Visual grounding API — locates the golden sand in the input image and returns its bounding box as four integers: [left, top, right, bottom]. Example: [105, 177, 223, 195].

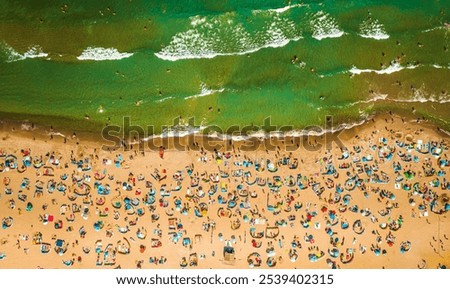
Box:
[0, 115, 449, 269]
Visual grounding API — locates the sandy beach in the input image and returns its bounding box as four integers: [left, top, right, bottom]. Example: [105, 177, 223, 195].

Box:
[0, 114, 449, 269]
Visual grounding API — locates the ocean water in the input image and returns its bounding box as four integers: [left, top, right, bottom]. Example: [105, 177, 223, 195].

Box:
[0, 0, 449, 136]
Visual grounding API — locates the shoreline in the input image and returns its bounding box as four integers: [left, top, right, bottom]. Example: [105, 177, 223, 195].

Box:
[1, 111, 448, 152]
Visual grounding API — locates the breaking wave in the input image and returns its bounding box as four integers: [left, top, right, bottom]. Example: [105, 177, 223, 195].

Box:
[77, 47, 133, 61]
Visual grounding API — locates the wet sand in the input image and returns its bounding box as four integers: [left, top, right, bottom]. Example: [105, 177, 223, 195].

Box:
[0, 114, 449, 269]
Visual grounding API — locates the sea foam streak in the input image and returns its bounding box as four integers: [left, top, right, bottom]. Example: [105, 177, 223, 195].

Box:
[336, 92, 449, 110]
[432, 64, 450, 69]
[310, 11, 344, 40]
[349, 94, 388, 107]
[1, 42, 48, 62]
[422, 26, 446, 33]
[207, 118, 370, 141]
[349, 62, 418, 75]
[390, 92, 450, 104]
[253, 3, 305, 14]
[328, 94, 388, 109]
[185, 83, 225, 100]
[350, 62, 449, 76]
[155, 12, 302, 61]
[141, 125, 208, 140]
[359, 17, 389, 40]
[77, 47, 133, 61]
[155, 96, 174, 103]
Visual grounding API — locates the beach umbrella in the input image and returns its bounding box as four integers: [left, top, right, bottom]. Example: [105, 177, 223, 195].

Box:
[94, 221, 104, 231]
[2, 217, 13, 229]
[341, 220, 349, 229]
[340, 249, 354, 264]
[404, 170, 415, 180]
[22, 156, 32, 167]
[5, 154, 18, 169]
[180, 257, 188, 268]
[328, 247, 339, 258]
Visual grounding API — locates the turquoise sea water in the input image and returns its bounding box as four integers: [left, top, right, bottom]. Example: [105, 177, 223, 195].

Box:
[0, 0, 449, 135]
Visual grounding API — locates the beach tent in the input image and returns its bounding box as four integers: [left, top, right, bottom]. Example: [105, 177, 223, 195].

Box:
[43, 166, 55, 176]
[1, 217, 13, 229]
[54, 239, 67, 255]
[231, 219, 241, 230]
[136, 228, 147, 239]
[308, 251, 325, 262]
[5, 154, 18, 170]
[117, 238, 131, 254]
[353, 219, 365, 234]
[40, 243, 51, 254]
[266, 257, 277, 267]
[189, 253, 198, 266]
[223, 246, 236, 265]
[340, 249, 354, 264]
[247, 252, 262, 267]
[22, 155, 32, 167]
[32, 232, 43, 245]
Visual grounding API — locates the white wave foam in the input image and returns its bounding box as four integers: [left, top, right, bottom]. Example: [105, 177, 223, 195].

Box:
[390, 94, 450, 104]
[350, 62, 449, 76]
[190, 15, 207, 27]
[347, 89, 450, 105]
[248, 130, 269, 138]
[438, 128, 450, 137]
[20, 123, 36, 131]
[23, 46, 48, 59]
[330, 94, 388, 109]
[310, 11, 344, 40]
[142, 125, 208, 141]
[77, 47, 133, 61]
[231, 135, 247, 142]
[139, 115, 379, 142]
[155, 12, 302, 61]
[308, 118, 369, 136]
[350, 62, 402, 75]
[234, 118, 370, 139]
[353, 94, 388, 106]
[201, 116, 372, 141]
[359, 17, 389, 40]
[263, 15, 302, 46]
[432, 64, 450, 69]
[185, 83, 225, 100]
[334, 92, 449, 110]
[1, 42, 48, 62]
[349, 61, 419, 75]
[422, 26, 445, 33]
[48, 131, 66, 138]
[155, 96, 174, 103]
[253, 3, 305, 14]
[269, 3, 304, 13]
[332, 90, 449, 109]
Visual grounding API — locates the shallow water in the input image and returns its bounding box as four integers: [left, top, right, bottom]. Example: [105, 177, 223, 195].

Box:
[0, 0, 449, 135]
